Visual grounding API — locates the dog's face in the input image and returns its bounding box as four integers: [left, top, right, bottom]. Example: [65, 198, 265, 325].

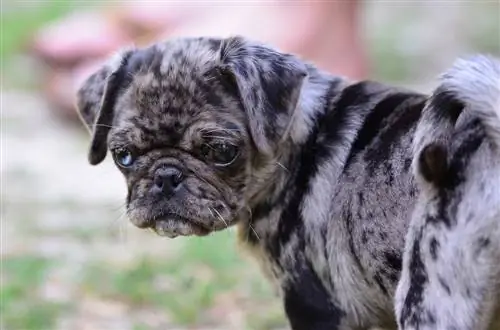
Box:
[76, 36, 307, 238]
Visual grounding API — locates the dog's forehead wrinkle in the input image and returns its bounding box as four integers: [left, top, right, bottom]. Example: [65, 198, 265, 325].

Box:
[156, 38, 220, 75]
[124, 44, 226, 117]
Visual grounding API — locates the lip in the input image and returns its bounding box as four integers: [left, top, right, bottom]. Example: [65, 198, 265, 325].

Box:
[150, 214, 211, 238]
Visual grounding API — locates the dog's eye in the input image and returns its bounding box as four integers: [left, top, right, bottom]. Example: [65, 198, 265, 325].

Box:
[113, 148, 135, 168]
[201, 143, 239, 167]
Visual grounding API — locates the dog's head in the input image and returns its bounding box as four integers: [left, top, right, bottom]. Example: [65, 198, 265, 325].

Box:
[76, 36, 307, 238]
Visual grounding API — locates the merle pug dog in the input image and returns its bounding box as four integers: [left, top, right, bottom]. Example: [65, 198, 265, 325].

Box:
[75, 36, 496, 329]
[396, 56, 500, 330]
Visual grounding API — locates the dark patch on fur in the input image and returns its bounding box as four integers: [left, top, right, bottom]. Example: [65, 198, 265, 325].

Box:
[89, 50, 135, 165]
[343, 200, 366, 278]
[314, 82, 374, 174]
[347, 92, 413, 162]
[126, 45, 159, 75]
[477, 237, 491, 248]
[438, 276, 451, 295]
[364, 95, 425, 172]
[357, 191, 364, 207]
[374, 272, 388, 295]
[404, 157, 412, 171]
[419, 143, 448, 185]
[426, 311, 436, 325]
[428, 88, 464, 124]
[384, 251, 403, 272]
[361, 231, 368, 244]
[400, 229, 428, 327]
[270, 80, 343, 257]
[424, 123, 486, 229]
[387, 269, 400, 284]
[475, 237, 491, 257]
[429, 237, 440, 261]
[430, 120, 484, 191]
[284, 261, 346, 330]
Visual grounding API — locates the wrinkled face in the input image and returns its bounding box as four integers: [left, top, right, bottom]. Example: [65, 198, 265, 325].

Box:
[109, 66, 250, 237]
[76, 37, 307, 238]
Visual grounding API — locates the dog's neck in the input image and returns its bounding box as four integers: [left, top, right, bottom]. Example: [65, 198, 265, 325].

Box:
[241, 68, 351, 240]
[288, 66, 350, 146]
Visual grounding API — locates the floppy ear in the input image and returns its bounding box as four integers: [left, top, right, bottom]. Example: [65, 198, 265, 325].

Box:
[218, 36, 307, 155]
[75, 48, 135, 165]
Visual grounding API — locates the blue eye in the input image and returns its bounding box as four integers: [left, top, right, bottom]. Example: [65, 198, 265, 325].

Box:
[114, 148, 134, 167]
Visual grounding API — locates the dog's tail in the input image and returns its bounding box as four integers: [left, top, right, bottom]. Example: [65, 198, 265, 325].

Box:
[413, 55, 500, 184]
[442, 55, 500, 145]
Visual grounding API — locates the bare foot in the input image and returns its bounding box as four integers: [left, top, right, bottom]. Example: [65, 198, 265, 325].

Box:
[32, 11, 131, 67]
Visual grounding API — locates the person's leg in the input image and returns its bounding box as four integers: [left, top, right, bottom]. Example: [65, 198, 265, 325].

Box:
[304, 0, 368, 79]
[165, 1, 368, 79]
[34, 1, 369, 120]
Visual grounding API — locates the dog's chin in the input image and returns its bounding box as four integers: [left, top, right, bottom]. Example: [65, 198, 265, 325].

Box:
[152, 215, 211, 238]
[128, 207, 236, 239]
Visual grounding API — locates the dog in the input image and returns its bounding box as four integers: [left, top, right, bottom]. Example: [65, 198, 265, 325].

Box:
[395, 56, 500, 330]
[75, 35, 494, 329]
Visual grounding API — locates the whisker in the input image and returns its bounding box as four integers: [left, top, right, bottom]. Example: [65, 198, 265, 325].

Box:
[212, 207, 229, 228]
[276, 162, 289, 172]
[118, 214, 128, 242]
[106, 205, 127, 226]
[207, 207, 217, 231]
[244, 205, 253, 220]
[105, 202, 127, 212]
[195, 175, 213, 188]
[201, 134, 236, 141]
[106, 207, 129, 242]
[240, 206, 260, 241]
[205, 76, 217, 82]
[200, 127, 240, 133]
[93, 123, 121, 129]
[249, 223, 261, 241]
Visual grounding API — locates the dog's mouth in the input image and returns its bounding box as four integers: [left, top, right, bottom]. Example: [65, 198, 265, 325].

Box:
[146, 214, 212, 238]
[127, 197, 237, 238]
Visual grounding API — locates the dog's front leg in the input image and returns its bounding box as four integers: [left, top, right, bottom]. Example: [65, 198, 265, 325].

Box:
[282, 263, 349, 330]
[283, 286, 347, 330]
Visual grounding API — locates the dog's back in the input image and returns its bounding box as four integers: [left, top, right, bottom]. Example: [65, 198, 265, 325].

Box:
[396, 55, 500, 330]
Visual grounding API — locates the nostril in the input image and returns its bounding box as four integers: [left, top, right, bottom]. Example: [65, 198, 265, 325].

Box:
[170, 172, 183, 188]
[167, 172, 184, 194]
[153, 167, 184, 196]
[154, 174, 164, 190]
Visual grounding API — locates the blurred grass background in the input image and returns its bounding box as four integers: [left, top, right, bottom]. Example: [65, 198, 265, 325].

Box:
[1, 1, 499, 330]
[2, 0, 78, 61]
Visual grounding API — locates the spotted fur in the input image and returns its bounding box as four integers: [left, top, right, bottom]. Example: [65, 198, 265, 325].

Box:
[396, 56, 500, 330]
[75, 36, 495, 330]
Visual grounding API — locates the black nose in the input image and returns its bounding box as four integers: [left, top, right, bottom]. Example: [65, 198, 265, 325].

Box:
[152, 166, 184, 196]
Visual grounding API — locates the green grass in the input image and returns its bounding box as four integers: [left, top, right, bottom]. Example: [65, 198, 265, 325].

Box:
[2, 226, 286, 329]
[466, 4, 500, 55]
[1, 0, 83, 62]
[82, 232, 286, 328]
[1, 255, 67, 330]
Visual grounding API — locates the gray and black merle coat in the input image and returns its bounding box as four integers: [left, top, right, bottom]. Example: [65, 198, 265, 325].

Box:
[396, 56, 500, 330]
[75, 36, 496, 330]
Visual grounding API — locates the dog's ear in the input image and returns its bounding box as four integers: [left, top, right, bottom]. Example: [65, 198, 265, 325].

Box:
[218, 36, 307, 155]
[76, 49, 135, 165]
